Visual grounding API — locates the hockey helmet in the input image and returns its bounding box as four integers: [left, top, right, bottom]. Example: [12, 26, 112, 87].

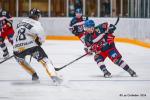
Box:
[84, 20, 95, 28]
[29, 8, 41, 18]
[75, 8, 82, 14]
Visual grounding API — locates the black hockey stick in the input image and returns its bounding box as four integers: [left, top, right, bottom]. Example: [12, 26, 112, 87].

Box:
[55, 53, 88, 71]
[0, 55, 14, 64]
[114, 16, 120, 26]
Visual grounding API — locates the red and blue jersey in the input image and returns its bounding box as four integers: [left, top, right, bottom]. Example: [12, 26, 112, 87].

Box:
[84, 22, 115, 52]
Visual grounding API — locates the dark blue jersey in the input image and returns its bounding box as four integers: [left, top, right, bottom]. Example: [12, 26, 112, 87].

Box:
[69, 16, 88, 35]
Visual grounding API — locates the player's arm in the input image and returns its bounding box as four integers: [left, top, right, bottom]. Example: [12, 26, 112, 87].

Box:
[108, 24, 116, 33]
[95, 22, 109, 34]
[29, 23, 45, 46]
[96, 22, 116, 34]
[69, 19, 78, 35]
[84, 34, 94, 53]
[4, 11, 13, 27]
[106, 24, 116, 44]
[96, 22, 116, 44]
[35, 26, 45, 46]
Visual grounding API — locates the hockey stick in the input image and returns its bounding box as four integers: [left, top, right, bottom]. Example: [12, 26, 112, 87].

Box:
[55, 53, 88, 71]
[0, 55, 14, 64]
[114, 16, 120, 26]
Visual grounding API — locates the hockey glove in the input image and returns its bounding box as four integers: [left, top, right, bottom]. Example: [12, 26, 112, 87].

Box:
[108, 24, 116, 33]
[84, 47, 93, 54]
[72, 30, 78, 36]
[69, 27, 78, 36]
[35, 36, 42, 46]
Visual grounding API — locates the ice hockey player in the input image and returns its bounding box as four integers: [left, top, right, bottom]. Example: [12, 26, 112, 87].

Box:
[69, 8, 89, 53]
[13, 8, 62, 83]
[84, 19, 137, 78]
[0, 3, 14, 59]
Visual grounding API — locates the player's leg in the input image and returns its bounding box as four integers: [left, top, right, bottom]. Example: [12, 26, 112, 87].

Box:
[94, 54, 111, 78]
[115, 58, 137, 77]
[7, 30, 14, 45]
[40, 58, 62, 83]
[0, 36, 9, 59]
[14, 51, 39, 81]
[108, 48, 137, 77]
[32, 46, 62, 83]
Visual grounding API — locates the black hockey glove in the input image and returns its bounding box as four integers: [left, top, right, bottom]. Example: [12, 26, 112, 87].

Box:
[35, 36, 42, 46]
[72, 29, 78, 36]
[69, 27, 78, 36]
[108, 24, 116, 33]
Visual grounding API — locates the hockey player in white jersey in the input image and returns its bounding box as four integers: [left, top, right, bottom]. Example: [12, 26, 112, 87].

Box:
[13, 8, 62, 83]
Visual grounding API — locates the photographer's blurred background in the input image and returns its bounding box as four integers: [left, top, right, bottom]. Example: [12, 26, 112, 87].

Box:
[0, 0, 150, 18]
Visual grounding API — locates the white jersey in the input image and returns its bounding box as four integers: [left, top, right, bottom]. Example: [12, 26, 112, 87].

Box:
[13, 18, 45, 52]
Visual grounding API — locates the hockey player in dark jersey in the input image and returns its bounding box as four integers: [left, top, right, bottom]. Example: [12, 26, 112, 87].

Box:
[69, 8, 89, 53]
[69, 8, 88, 42]
[0, 4, 14, 59]
[84, 20, 137, 78]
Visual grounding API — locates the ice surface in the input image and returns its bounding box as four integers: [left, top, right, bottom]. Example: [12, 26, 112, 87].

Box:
[0, 40, 150, 100]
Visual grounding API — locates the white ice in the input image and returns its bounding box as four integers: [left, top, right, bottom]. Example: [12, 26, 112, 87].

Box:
[0, 40, 150, 100]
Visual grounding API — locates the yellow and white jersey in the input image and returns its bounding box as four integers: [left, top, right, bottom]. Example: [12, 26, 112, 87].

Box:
[13, 18, 45, 52]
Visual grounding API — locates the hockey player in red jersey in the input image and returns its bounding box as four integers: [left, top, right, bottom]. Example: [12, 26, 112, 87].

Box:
[0, 4, 14, 59]
[84, 20, 137, 78]
[69, 8, 90, 53]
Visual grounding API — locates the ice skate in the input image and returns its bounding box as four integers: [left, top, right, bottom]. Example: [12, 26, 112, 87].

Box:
[51, 76, 63, 85]
[32, 73, 39, 81]
[101, 67, 112, 78]
[127, 68, 137, 77]
[104, 71, 112, 78]
[3, 52, 10, 60]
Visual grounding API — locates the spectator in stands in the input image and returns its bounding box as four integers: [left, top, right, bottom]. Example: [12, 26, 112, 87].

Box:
[102, 0, 110, 17]
[69, 0, 83, 17]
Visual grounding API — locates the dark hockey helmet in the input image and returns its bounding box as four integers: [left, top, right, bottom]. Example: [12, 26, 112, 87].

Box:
[75, 8, 82, 14]
[29, 8, 41, 18]
[84, 20, 95, 28]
